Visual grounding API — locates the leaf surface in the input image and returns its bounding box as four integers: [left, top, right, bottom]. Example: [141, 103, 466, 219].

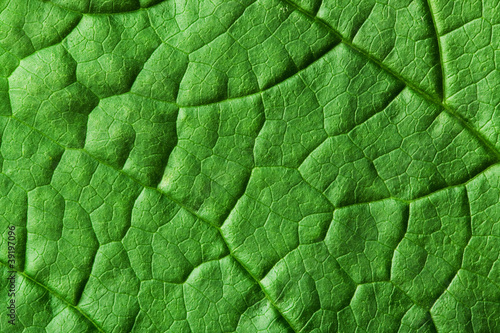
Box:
[0, 0, 499, 332]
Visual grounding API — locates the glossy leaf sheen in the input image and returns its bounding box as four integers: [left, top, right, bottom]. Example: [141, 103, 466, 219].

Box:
[0, 0, 499, 332]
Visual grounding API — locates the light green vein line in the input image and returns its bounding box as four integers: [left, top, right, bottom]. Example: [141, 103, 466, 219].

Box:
[4, 114, 298, 333]
[279, 0, 500, 162]
[0, 262, 105, 333]
[40, 0, 160, 16]
[7, 111, 498, 332]
[424, 0, 446, 100]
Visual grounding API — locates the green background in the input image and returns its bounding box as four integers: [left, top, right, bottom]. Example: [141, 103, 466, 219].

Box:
[0, 0, 499, 331]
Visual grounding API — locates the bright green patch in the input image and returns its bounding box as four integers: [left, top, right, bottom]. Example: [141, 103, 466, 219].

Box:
[0, 0, 498, 332]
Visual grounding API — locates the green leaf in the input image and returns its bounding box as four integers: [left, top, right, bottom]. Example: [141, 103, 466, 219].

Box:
[1, 0, 499, 332]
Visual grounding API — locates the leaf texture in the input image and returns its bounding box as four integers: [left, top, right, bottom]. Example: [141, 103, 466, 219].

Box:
[0, 0, 499, 332]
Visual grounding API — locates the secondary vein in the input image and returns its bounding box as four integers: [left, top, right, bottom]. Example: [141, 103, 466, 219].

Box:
[0, 262, 105, 333]
[278, 0, 500, 161]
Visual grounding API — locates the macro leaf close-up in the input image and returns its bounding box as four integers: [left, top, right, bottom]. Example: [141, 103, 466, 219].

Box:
[0, 0, 499, 332]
